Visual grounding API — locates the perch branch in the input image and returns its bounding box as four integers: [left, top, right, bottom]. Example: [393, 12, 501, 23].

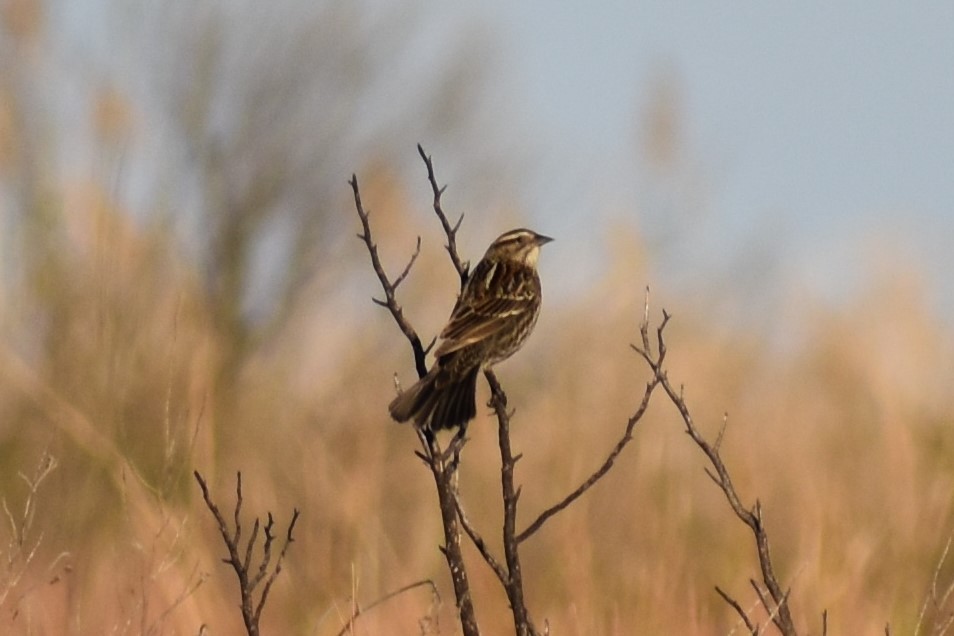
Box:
[350, 155, 480, 636]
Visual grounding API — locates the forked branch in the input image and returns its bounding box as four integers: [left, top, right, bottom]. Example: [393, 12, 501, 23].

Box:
[631, 296, 798, 636]
[194, 471, 299, 636]
[510, 290, 664, 544]
[349, 175, 428, 379]
[517, 379, 657, 542]
[417, 143, 467, 283]
[349, 153, 479, 636]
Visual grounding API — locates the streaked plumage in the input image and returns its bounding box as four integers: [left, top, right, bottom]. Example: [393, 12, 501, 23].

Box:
[389, 228, 552, 431]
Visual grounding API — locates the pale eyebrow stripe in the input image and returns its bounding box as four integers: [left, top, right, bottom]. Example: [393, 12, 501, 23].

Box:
[483, 262, 498, 289]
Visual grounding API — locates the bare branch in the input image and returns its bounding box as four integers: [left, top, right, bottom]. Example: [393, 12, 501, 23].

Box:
[242, 518, 259, 575]
[517, 290, 666, 543]
[642, 311, 797, 635]
[453, 494, 509, 586]
[485, 371, 539, 636]
[704, 466, 723, 489]
[749, 579, 773, 626]
[194, 471, 299, 636]
[233, 473, 243, 551]
[351, 150, 483, 635]
[714, 413, 729, 454]
[715, 585, 758, 635]
[349, 174, 428, 378]
[417, 144, 467, 282]
[356, 151, 798, 636]
[393, 236, 422, 289]
[517, 377, 659, 543]
[254, 509, 300, 627]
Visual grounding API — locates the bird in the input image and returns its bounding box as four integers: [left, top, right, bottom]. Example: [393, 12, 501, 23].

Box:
[389, 228, 552, 432]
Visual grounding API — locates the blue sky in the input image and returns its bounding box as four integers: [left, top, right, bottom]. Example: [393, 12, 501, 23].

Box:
[459, 2, 954, 318]
[44, 1, 954, 324]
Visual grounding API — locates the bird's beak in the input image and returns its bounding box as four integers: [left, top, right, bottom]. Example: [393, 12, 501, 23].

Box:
[535, 233, 554, 245]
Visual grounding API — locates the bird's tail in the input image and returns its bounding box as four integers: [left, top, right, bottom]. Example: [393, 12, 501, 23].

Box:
[388, 366, 480, 431]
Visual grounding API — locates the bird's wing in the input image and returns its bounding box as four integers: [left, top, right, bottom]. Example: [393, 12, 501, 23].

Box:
[433, 261, 535, 358]
[434, 295, 532, 357]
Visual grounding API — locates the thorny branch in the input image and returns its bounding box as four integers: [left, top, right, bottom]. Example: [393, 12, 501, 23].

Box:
[193, 471, 299, 636]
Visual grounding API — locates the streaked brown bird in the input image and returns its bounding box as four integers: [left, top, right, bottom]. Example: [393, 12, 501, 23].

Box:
[389, 228, 552, 431]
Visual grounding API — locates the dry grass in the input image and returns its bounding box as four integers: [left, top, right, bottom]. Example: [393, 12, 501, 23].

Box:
[1, 184, 953, 636]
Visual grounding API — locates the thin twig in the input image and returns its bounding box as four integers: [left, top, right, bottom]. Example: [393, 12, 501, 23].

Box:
[716, 585, 758, 635]
[916, 529, 954, 636]
[0, 452, 59, 609]
[335, 579, 440, 636]
[652, 367, 796, 635]
[254, 509, 300, 627]
[635, 301, 798, 635]
[393, 236, 422, 289]
[517, 376, 658, 543]
[453, 493, 509, 586]
[417, 144, 467, 282]
[146, 564, 209, 636]
[349, 175, 428, 379]
[714, 413, 729, 454]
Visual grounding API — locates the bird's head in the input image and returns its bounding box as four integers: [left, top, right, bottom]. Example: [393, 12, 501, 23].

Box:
[484, 228, 553, 266]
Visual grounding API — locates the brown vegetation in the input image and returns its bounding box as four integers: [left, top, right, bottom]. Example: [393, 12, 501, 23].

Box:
[1, 141, 952, 633]
[2, 2, 954, 634]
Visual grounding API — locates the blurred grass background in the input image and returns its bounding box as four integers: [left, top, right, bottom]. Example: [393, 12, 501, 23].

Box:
[1, 1, 954, 634]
